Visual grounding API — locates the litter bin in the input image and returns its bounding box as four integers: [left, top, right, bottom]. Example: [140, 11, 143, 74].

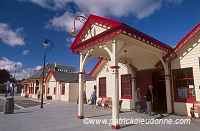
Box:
[3, 98, 14, 114]
[5, 93, 7, 97]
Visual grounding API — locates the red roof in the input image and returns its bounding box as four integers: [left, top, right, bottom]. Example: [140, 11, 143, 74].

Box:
[70, 14, 173, 54]
[174, 22, 200, 53]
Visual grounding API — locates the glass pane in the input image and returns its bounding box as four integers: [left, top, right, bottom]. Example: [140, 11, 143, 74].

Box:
[127, 89, 130, 95]
[175, 70, 185, 79]
[127, 83, 131, 89]
[186, 68, 193, 78]
[188, 79, 194, 85]
[124, 90, 126, 95]
[175, 80, 181, 87]
[103, 90, 106, 95]
[103, 85, 106, 90]
[123, 83, 126, 88]
[177, 87, 188, 98]
[182, 80, 187, 87]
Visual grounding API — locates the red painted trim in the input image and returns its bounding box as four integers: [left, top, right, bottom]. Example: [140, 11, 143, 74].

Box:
[45, 70, 57, 82]
[172, 67, 196, 103]
[112, 125, 120, 129]
[121, 96, 132, 99]
[70, 14, 173, 54]
[121, 24, 173, 53]
[70, 14, 122, 50]
[155, 22, 200, 68]
[110, 66, 120, 69]
[89, 58, 104, 77]
[174, 22, 200, 53]
[78, 116, 84, 119]
[99, 77, 106, 97]
[121, 74, 132, 99]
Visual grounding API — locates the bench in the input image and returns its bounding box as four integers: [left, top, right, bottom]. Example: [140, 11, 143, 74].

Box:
[97, 97, 123, 112]
[190, 101, 200, 120]
[97, 97, 110, 107]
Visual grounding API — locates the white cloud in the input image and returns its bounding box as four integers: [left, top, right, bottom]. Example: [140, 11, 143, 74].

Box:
[0, 23, 25, 46]
[0, 57, 42, 80]
[34, 65, 42, 70]
[19, 0, 183, 31]
[18, 0, 70, 11]
[45, 12, 85, 32]
[22, 50, 30, 55]
[0, 57, 22, 72]
[66, 37, 75, 47]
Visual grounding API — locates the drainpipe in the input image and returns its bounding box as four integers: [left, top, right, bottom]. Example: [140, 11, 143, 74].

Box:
[168, 53, 177, 114]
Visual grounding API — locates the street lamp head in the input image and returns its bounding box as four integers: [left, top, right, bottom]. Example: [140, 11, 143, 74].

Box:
[43, 39, 49, 48]
[14, 64, 20, 69]
[70, 26, 78, 36]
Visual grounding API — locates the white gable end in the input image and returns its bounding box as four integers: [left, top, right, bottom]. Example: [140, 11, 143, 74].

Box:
[81, 24, 109, 42]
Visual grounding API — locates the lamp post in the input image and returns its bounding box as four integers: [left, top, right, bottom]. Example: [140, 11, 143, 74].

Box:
[12, 64, 20, 98]
[41, 39, 53, 108]
[70, 16, 88, 36]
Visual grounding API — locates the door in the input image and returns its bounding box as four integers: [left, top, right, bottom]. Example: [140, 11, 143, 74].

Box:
[152, 71, 167, 112]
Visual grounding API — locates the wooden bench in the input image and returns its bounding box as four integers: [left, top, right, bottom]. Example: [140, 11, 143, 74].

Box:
[190, 101, 200, 120]
[107, 99, 123, 110]
[97, 97, 123, 111]
[97, 97, 110, 107]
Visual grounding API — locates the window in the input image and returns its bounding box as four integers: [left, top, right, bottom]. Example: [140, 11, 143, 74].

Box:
[53, 87, 56, 95]
[99, 77, 106, 97]
[36, 80, 39, 86]
[121, 74, 132, 99]
[29, 87, 34, 94]
[173, 68, 195, 103]
[35, 87, 39, 94]
[61, 84, 65, 95]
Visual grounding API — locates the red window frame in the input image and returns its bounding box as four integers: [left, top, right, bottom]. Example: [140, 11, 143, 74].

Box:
[29, 87, 34, 94]
[53, 87, 56, 95]
[172, 67, 196, 103]
[99, 77, 106, 97]
[121, 74, 132, 99]
[61, 84, 65, 95]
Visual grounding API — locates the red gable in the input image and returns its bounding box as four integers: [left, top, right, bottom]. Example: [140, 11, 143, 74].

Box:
[70, 14, 122, 51]
[70, 14, 173, 54]
[174, 22, 200, 53]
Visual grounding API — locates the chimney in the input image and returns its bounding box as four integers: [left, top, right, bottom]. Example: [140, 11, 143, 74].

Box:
[54, 62, 58, 71]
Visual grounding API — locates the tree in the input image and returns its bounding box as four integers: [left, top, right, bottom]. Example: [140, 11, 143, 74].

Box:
[0, 69, 17, 84]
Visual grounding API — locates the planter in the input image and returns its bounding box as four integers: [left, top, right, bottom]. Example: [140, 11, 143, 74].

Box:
[47, 96, 52, 100]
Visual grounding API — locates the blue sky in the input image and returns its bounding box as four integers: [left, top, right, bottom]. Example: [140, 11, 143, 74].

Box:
[0, 0, 199, 80]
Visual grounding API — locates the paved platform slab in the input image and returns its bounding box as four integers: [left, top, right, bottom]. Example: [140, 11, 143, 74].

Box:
[0, 96, 199, 131]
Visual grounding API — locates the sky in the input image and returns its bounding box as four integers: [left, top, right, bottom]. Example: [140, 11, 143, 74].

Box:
[0, 0, 199, 80]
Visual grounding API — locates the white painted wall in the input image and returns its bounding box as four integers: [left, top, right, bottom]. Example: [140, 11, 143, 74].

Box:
[94, 61, 134, 109]
[60, 83, 69, 101]
[48, 75, 57, 100]
[85, 80, 96, 101]
[171, 34, 200, 116]
[69, 83, 79, 102]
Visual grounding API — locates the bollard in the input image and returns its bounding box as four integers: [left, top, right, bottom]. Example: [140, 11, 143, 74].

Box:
[3, 98, 14, 114]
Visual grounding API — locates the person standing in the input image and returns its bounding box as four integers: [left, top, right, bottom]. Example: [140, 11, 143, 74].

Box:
[37, 89, 40, 100]
[84, 90, 87, 107]
[146, 85, 153, 116]
[135, 87, 142, 113]
[90, 89, 97, 108]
